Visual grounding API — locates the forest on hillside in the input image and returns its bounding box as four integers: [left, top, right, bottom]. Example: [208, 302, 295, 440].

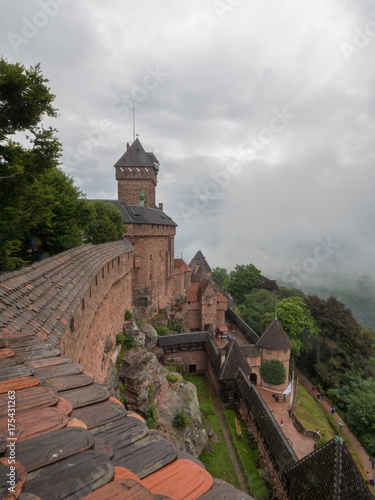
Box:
[0, 59, 124, 273]
[212, 264, 375, 456]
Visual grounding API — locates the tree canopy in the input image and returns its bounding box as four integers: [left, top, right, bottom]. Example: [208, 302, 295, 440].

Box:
[240, 288, 279, 334]
[83, 201, 124, 245]
[263, 296, 318, 359]
[0, 59, 123, 272]
[211, 266, 228, 290]
[225, 263, 263, 304]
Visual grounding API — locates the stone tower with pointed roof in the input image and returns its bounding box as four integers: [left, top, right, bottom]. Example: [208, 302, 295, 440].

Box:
[115, 138, 159, 207]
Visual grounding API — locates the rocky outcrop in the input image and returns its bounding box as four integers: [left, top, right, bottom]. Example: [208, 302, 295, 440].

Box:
[123, 321, 145, 348]
[142, 323, 158, 350]
[119, 348, 164, 414]
[103, 360, 119, 398]
[118, 346, 208, 457]
[156, 372, 208, 457]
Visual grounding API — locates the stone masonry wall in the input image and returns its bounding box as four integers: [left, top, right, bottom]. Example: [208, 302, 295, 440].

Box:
[59, 251, 133, 383]
[116, 166, 157, 206]
[164, 349, 208, 373]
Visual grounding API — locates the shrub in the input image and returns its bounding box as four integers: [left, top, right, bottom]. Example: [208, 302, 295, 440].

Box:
[168, 321, 184, 333]
[148, 384, 155, 399]
[145, 404, 158, 429]
[124, 309, 133, 320]
[173, 410, 191, 429]
[156, 326, 170, 336]
[259, 360, 286, 385]
[166, 373, 179, 383]
[116, 334, 135, 349]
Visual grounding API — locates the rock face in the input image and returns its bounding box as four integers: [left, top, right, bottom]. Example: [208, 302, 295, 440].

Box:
[123, 321, 145, 348]
[118, 347, 208, 457]
[142, 323, 158, 350]
[156, 372, 208, 458]
[119, 348, 164, 414]
[103, 360, 119, 398]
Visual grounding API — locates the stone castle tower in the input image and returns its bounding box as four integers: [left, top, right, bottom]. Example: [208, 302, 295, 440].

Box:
[114, 138, 159, 207]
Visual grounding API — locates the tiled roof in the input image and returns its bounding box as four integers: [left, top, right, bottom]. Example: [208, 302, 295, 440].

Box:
[284, 430, 373, 499]
[219, 340, 251, 381]
[0, 241, 133, 344]
[174, 259, 191, 273]
[107, 200, 177, 227]
[0, 251, 249, 499]
[225, 308, 259, 344]
[189, 250, 212, 283]
[236, 368, 298, 474]
[158, 331, 209, 347]
[185, 282, 200, 302]
[114, 138, 159, 169]
[256, 319, 293, 350]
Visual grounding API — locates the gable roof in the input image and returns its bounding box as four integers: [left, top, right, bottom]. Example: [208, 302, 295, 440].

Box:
[189, 250, 211, 283]
[114, 138, 159, 169]
[106, 200, 177, 227]
[219, 340, 251, 381]
[225, 308, 259, 344]
[284, 430, 373, 499]
[174, 259, 191, 273]
[256, 319, 293, 350]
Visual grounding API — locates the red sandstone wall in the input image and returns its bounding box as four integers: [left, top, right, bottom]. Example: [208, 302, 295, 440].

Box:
[59, 252, 133, 383]
[116, 167, 157, 206]
[126, 225, 176, 312]
[164, 350, 208, 373]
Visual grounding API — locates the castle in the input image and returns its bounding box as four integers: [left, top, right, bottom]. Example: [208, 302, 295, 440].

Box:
[0, 137, 372, 498]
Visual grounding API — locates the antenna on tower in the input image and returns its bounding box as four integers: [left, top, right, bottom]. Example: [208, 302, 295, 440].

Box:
[133, 107, 135, 142]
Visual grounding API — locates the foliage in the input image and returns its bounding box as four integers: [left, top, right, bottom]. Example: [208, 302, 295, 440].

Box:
[166, 373, 179, 383]
[256, 276, 281, 296]
[124, 309, 133, 321]
[279, 286, 305, 299]
[259, 360, 286, 385]
[172, 410, 191, 429]
[225, 264, 263, 305]
[263, 296, 318, 359]
[115, 334, 135, 349]
[155, 326, 170, 336]
[168, 320, 184, 333]
[148, 384, 155, 399]
[240, 288, 280, 334]
[145, 404, 158, 429]
[211, 267, 228, 290]
[83, 200, 123, 244]
[303, 295, 375, 387]
[0, 59, 67, 270]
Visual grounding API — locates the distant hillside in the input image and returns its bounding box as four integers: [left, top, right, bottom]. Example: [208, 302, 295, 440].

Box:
[286, 276, 375, 331]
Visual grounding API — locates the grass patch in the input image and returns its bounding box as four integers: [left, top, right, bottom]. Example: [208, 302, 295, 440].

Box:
[184, 374, 240, 488]
[294, 385, 369, 481]
[224, 408, 269, 499]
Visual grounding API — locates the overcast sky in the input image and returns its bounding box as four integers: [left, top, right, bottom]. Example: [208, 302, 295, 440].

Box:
[2, 0, 375, 286]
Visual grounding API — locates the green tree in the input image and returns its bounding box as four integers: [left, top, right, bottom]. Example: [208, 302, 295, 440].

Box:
[0, 59, 85, 270]
[263, 297, 318, 359]
[211, 267, 228, 290]
[240, 288, 280, 334]
[303, 295, 375, 387]
[259, 360, 286, 385]
[225, 264, 263, 305]
[83, 201, 124, 244]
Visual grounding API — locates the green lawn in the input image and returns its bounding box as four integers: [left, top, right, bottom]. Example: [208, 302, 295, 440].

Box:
[224, 408, 269, 499]
[294, 385, 369, 482]
[183, 374, 240, 488]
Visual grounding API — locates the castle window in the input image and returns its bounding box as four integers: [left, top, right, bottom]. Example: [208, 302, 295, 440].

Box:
[95, 276, 98, 286]
[189, 364, 197, 374]
[82, 299, 85, 311]
[70, 318, 75, 334]
[107, 263, 110, 273]
[112, 259, 114, 269]
[118, 256, 121, 265]
[102, 268, 104, 279]
[89, 286, 91, 298]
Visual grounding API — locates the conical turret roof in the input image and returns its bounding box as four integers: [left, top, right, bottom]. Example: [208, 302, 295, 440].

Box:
[256, 319, 293, 350]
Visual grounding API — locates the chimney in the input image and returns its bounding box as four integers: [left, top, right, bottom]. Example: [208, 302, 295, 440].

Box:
[159, 202, 163, 211]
